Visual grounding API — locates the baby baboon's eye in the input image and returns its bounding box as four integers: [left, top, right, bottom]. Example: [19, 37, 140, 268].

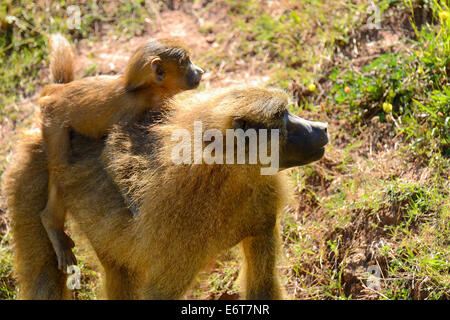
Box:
[182, 57, 191, 67]
[155, 64, 165, 76]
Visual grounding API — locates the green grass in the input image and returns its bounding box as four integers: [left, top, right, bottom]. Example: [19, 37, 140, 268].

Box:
[189, 248, 241, 299]
[0, 233, 16, 300]
[285, 159, 449, 299]
[379, 179, 449, 299]
[310, 4, 449, 299]
[329, 0, 449, 157]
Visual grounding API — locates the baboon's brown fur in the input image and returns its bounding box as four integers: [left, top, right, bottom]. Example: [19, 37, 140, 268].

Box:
[3, 87, 293, 299]
[38, 34, 203, 272]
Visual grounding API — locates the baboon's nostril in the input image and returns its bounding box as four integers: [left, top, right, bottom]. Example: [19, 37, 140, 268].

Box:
[319, 122, 328, 133]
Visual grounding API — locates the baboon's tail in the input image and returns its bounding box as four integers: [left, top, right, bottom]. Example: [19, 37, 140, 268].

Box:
[49, 34, 74, 84]
[2, 131, 71, 299]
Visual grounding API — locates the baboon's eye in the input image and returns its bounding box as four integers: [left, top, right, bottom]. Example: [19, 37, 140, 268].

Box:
[276, 109, 287, 119]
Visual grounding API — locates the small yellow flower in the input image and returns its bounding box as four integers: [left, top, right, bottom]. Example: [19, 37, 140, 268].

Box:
[307, 83, 316, 92]
[417, 67, 423, 74]
[438, 11, 449, 20]
[344, 86, 351, 93]
[382, 102, 393, 113]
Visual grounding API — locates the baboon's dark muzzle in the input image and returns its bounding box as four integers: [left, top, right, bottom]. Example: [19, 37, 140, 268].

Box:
[280, 112, 329, 169]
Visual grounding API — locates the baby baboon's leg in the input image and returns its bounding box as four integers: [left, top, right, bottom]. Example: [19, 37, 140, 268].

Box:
[40, 124, 77, 272]
[241, 226, 284, 300]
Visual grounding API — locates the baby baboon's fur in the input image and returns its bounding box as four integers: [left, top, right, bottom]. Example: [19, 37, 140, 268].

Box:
[4, 87, 296, 299]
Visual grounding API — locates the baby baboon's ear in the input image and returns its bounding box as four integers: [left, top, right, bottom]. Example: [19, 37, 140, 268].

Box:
[150, 57, 165, 83]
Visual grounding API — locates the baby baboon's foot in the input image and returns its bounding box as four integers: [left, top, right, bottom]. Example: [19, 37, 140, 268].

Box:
[58, 248, 77, 274]
[51, 230, 77, 273]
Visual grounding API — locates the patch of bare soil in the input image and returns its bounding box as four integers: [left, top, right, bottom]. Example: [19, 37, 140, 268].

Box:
[73, 1, 267, 88]
[335, 6, 420, 64]
[75, 9, 210, 77]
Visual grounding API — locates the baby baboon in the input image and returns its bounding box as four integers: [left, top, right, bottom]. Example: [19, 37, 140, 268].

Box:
[4, 87, 328, 299]
[38, 34, 204, 272]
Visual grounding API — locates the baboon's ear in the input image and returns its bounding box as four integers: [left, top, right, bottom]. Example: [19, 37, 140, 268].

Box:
[151, 57, 165, 83]
[150, 57, 162, 69]
[232, 117, 248, 130]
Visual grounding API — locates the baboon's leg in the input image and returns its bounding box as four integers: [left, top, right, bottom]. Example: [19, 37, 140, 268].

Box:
[40, 124, 77, 272]
[141, 263, 201, 299]
[12, 215, 71, 299]
[241, 225, 283, 300]
[5, 142, 72, 299]
[103, 265, 139, 300]
[32, 263, 71, 299]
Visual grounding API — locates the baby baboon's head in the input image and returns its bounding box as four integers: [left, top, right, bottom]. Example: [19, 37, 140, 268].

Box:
[125, 38, 204, 94]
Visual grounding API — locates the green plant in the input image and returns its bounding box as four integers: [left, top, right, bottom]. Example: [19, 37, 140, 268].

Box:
[329, 1, 449, 156]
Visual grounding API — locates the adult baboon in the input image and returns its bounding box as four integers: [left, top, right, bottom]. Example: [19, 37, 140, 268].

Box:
[3, 87, 328, 299]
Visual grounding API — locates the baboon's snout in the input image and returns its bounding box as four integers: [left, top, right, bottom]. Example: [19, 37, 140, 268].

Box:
[308, 120, 329, 150]
[286, 113, 329, 149]
[280, 112, 329, 169]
